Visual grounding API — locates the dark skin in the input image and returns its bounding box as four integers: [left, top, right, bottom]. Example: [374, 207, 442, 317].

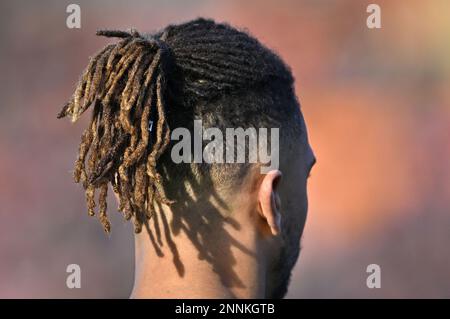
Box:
[58, 19, 313, 298]
[129, 114, 315, 299]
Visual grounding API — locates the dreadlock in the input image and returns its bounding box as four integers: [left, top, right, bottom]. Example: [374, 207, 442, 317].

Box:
[58, 18, 295, 234]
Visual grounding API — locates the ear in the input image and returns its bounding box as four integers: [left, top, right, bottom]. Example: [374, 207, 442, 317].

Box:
[257, 170, 282, 236]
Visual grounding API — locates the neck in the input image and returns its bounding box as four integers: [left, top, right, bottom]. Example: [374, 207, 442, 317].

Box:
[130, 204, 267, 299]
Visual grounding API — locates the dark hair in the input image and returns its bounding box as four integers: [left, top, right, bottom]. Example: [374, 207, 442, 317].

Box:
[57, 18, 300, 233]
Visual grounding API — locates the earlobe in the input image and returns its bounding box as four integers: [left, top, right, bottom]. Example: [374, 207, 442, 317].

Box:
[257, 170, 282, 236]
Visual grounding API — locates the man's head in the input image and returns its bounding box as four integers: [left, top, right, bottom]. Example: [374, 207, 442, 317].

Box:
[58, 18, 315, 298]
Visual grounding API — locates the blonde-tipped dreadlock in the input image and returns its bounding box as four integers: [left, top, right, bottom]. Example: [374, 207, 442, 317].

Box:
[58, 28, 174, 233]
[58, 19, 296, 234]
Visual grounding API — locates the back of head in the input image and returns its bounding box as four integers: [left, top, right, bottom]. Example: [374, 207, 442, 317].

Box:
[58, 18, 301, 234]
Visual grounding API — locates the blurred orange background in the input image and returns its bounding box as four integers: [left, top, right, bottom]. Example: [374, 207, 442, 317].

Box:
[0, 0, 449, 298]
